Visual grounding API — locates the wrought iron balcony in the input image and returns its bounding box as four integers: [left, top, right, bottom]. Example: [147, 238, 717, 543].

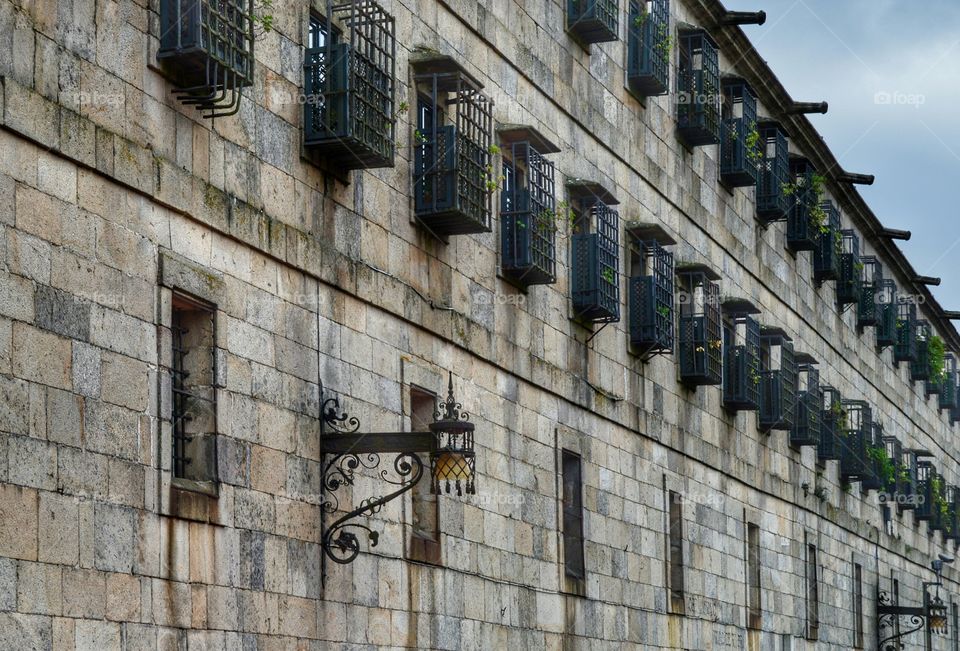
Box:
[304, 1, 396, 170]
[942, 485, 960, 541]
[859, 422, 886, 493]
[158, 0, 254, 117]
[915, 460, 941, 522]
[836, 230, 861, 309]
[627, 224, 676, 359]
[567, 0, 619, 46]
[812, 202, 842, 286]
[894, 301, 919, 365]
[720, 78, 761, 188]
[569, 181, 621, 324]
[627, 0, 669, 96]
[677, 264, 723, 387]
[499, 128, 561, 289]
[785, 158, 825, 252]
[817, 386, 844, 463]
[838, 400, 873, 483]
[758, 327, 797, 432]
[412, 55, 494, 237]
[790, 354, 821, 448]
[938, 353, 958, 412]
[856, 256, 882, 332]
[721, 300, 762, 412]
[893, 447, 921, 512]
[677, 30, 720, 147]
[755, 121, 791, 225]
[910, 321, 932, 383]
[875, 280, 898, 351]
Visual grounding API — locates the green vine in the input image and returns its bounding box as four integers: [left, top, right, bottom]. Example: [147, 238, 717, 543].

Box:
[251, 0, 275, 37]
[782, 173, 828, 233]
[482, 145, 505, 193]
[534, 200, 576, 235]
[657, 305, 671, 319]
[929, 335, 947, 383]
[655, 26, 674, 57]
[868, 446, 896, 487]
[601, 267, 616, 285]
[745, 122, 763, 165]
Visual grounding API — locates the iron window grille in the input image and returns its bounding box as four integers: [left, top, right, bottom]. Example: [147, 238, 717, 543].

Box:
[943, 485, 960, 541]
[856, 256, 883, 332]
[838, 400, 872, 483]
[938, 353, 958, 412]
[499, 133, 560, 288]
[561, 450, 586, 583]
[790, 354, 821, 449]
[627, 0, 670, 97]
[677, 265, 722, 387]
[756, 121, 791, 225]
[785, 158, 823, 252]
[677, 30, 720, 147]
[628, 237, 675, 358]
[158, 0, 254, 118]
[894, 301, 919, 365]
[891, 443, 920, 512]
[758, 327, 797, 432]
[720, 78, 761, 188]
[570, 183, 621, 324]
[812, 202, 842, 286]
[880, 436, 903, 508]
[817, 386, 844, 463]
[875, 280, 898, 351]
[915, 461, 942, 525]
[170, 294, 219, 490]
[910, 320, 932, 383]
[836, 230, 862, 309]
[721, 301, 762, 412]
[953, 393, 960, 426]
[859, 421, 886, 493]
[567, 0, 619, 46]
[412, 56, 494, 237]
[303, 2, 396, 171]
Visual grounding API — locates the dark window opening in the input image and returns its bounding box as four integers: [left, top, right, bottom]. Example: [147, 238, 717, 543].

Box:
[854, 563, 864, 648]
[746, 522, 761, 629]
[806, 542, 819, 640]
[408, 386, 441, 565]
[562, 450, 586, 586]
[171, 293, 218, 490]
[668, 490, 684, 613]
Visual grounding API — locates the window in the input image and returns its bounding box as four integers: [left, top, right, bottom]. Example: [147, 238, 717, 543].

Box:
[853, 563, 864, 648]
[562, 450, 586, 591]
[626, 0, 669, 97]
[566, 0, 619, 47]
[628, 232, 675, 359]
[676, 265, 722, 387]
[806, 542, 819, 640]
[408, 387, 441, 564]
[952, 602, 958, 651]
[746, 523, 761, 629]
[721, 302, 761, 412]
[758, 327, 797, 432]
[668, 490, 684, 613]
[568, 182, 621, 324]
[677, 29, 720, 147]
[170, 293, 218, 493]
[303, 2, 396, 170]
[719, 78, 760, 188]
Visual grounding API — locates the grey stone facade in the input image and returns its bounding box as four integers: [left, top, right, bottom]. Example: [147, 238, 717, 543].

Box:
[0, 0, 958, 649]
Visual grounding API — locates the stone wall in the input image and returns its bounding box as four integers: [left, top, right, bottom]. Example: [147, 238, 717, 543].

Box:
[0, 0, 957, 649]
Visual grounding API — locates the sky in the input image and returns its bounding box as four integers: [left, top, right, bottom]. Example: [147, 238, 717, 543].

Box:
[723, 0, 960, 310]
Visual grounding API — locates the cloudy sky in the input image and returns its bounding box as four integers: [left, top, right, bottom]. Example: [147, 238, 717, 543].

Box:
[724, 0, 960, 311]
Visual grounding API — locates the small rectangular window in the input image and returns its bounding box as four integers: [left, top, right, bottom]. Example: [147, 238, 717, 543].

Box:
[171, 293, 218, 491]
[407, 386, 441, 565]
[562, 450, 585, 584]
[668, 490, 684, 613]
[952, 602, 958, 651]
[854, 562, 864, 648]
[746, 523, 761, 629]
[806, 542, 819, 640]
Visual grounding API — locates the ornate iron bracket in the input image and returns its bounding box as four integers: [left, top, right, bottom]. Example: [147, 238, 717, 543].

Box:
[877, 582, 948, 651]
[318, 383, 436, 565]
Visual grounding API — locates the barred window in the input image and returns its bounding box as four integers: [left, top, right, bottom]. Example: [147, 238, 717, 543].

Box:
[668, 490, 684, 613]
[746, 523, 761, 629]
[562, 450, 586, 585]
[408, 386, 441, 564]
[854, 562, 864, 648]
[806, 542, 819, 640]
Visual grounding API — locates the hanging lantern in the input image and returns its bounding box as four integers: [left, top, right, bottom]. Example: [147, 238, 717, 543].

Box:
[430, 373, 476, 495]
[928, 591, 949, 633]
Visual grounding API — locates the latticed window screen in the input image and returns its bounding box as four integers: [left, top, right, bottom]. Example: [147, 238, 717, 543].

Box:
[756, 122, 790, 224]
[786, 158, 821, 252]
[910, 320, 932, 382]
[836, 230, 862, 308]
[817, 386, 844, 462]
[501, 142, 557, 287]
[629, 240, 674, 357]
[720, 79, 760, 187]
[567, 0, 619, 45]
[571, 201, 621, 323]
[875, 280, 898, 349]
[561, 451, 585, 581]
[627, 0, 669, 97]
[759, 330, 796, 432]
[838, 400, 872, 482]
[856, 256, 882, 331]
[678, 270, 722, 386]
[170, 294, 218, 487]
[915, 461, 939, 521]
[860, 421, 886, 492]
[939, 354, 958, 412]
[158, 0, 255, 117]
[413, 60, 494, 236]
[894, 301, 919, 364]
[304, 2, 396, 170]
[813, 202, 842, 285]
[677, 30, 720, 147]
[722, 313, 761, 412]
[791, 361, 821, 448]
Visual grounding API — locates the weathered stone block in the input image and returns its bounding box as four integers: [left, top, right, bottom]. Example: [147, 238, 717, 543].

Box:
[7, 436, 56, 490]
[38, 491, 79, 565]
[234, 489, 275, 533]
[100, 351, 150, 411]
[0, 483, 38, 560]
[105, 572, 141, 622]
[71, 341, 101, 398]
[0, 374, 30, 435]
[84, 399, 139, 461]
[107, 457, 144, 508]
[12, 322, 71, 390]
[250, 445, 285, 495]
[6, 229, 51, 284]
[34, 284, 90, 341]
[0, 269, 35, 321]
[16, 561, 62, 615]
[46, 387, 83, 446]
[0, 612, 52, 651]
[56, 446, 107, 499]
[93, 502, 135, 572]
[75, 619, 121, 651]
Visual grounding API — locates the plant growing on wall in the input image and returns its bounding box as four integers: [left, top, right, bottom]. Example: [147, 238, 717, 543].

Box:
[535, 200, 576, 236]
[929, 335, 947, 382]
[932, 475, 949, 523]
[745, 122, 762, 164]
[482, 145, 505, 193]
[251, 0, 275, 37]
[655, 26, 674, 56]
[601, 267, 616, 285]
[868, 446, 896, 487]
[782, 173, 828, 232]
